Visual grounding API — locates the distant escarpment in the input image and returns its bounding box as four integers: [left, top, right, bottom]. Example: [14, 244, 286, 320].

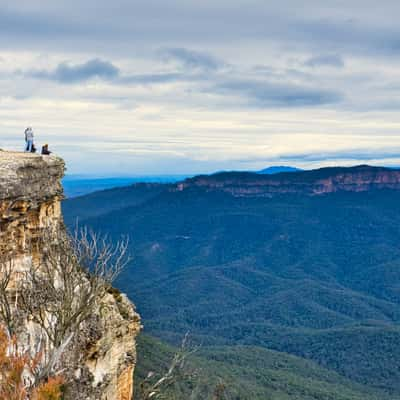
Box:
[0, 151, 141, 400]
[175, 165, 400, 197]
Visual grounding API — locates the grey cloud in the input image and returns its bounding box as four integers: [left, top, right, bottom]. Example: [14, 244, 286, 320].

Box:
[0, 8, 94, 40]
[23, 55, 344, 109]
[230, 148, 400, 165]
[26, 59, 185, 85]
[293, 17, 400, 58]
[214, 79, 343, 107]
[160, 48, 223, 71]
[119, 72, 185, 85]
[2, 2, 400, 64]
[30, 59, 120, 83]
[252, 65, 314, 81]
[282, 150, 400, 162]
[304, 54, 345, 68]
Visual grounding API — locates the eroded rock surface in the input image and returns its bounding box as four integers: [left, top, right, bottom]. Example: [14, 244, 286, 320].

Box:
[176, 165, 400, 197]
[0, 150, 141, 399]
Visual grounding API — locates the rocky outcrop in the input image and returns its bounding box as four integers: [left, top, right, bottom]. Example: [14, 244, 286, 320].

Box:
[0, 151, 141, 399]
[175, 165, 400, 197]
[0, 152, 64, 271]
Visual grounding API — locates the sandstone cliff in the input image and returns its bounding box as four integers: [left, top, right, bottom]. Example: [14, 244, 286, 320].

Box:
[176, 165, 400, 197]
[0, 150, 141, 400]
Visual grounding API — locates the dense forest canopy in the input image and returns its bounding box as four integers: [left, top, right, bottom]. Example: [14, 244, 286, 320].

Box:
[64, 167, 400, 398]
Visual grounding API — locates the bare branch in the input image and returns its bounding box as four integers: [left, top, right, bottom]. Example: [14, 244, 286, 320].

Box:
[16, 224, 130, 384]
[0, 254, 18, 336]
[138, 333, 199, 400]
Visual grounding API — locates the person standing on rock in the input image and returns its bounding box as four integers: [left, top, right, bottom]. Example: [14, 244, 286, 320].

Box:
[24, 127, 34, 152]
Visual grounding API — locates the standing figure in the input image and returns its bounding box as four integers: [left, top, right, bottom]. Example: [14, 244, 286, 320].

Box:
[24, 127, 34, 152]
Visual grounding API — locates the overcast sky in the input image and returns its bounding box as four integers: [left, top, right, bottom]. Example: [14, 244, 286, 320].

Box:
[1, 0, 400, 175]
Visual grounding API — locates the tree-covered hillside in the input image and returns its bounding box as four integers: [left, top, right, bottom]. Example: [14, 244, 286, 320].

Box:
[135, 335, 393, 400]
[63, 168, 400, 397]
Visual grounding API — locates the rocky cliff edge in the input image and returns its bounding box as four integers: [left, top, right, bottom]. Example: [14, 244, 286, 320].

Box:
[0, 150, 141, 400]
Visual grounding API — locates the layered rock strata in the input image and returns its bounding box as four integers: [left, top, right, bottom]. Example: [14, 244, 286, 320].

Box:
[176, 165, 400, 197]
[0, 151, 140, 399]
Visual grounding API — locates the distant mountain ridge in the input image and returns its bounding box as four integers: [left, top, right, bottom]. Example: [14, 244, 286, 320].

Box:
[175, 165, 400, 197]
[258, 165, 302, 174]
[64, 165, 398, 198]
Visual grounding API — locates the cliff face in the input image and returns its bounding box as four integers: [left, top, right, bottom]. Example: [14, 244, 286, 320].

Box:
[0, 151, 140, 399]
[176, 165, 400, 197]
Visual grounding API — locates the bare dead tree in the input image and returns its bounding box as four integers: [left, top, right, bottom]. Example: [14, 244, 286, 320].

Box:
[138, 333, 199, 400]
[0, 254, 15, 336]
[18, 225, 130, 383]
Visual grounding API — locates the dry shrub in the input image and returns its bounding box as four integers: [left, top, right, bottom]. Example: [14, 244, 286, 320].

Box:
[0, 326, 64, 400]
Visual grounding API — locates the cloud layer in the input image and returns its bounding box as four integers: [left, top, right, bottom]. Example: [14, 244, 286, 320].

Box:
[304, 54, 345, 68]
[1, 1, 400, 174]
[29, 59, 120, 83]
